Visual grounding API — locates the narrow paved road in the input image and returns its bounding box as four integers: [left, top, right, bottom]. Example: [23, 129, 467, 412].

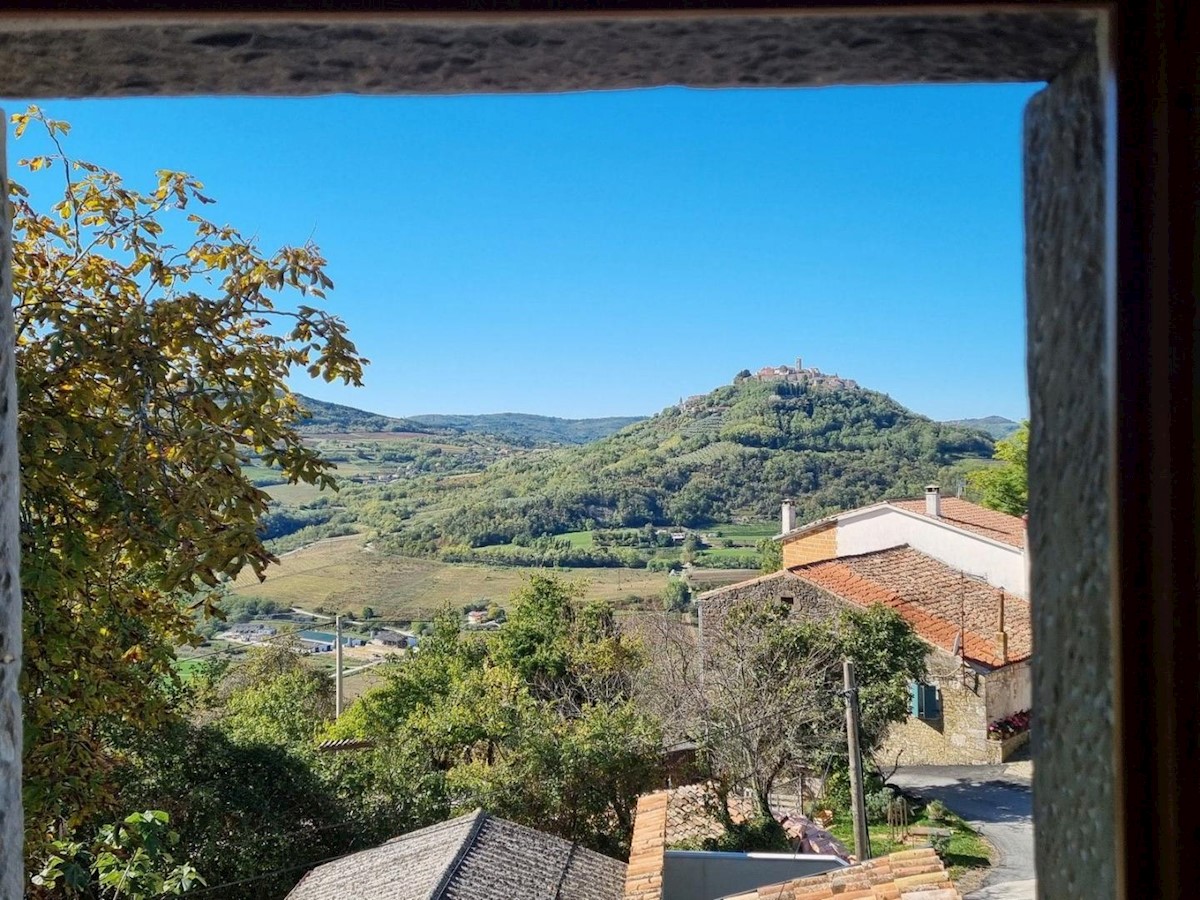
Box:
[889, 763, 1034, 900]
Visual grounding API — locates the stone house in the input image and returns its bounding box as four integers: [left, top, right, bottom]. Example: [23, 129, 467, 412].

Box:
[698, 491, 1032, 766]
[779, 486, 1028, 596]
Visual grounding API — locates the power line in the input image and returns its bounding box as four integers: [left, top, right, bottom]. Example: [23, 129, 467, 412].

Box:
[187, 798, 458, 898]
[185, 846, 357, 897]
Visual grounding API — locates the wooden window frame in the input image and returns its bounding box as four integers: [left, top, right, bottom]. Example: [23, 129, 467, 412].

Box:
[0, 3, 1194, 897]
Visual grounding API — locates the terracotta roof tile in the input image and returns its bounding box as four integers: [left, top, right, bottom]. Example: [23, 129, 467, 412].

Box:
[888, 497, 1026, 548]
[738, 849, 961, 900]
[660, 785, 850, 861]
[789, 546, 1032, 668]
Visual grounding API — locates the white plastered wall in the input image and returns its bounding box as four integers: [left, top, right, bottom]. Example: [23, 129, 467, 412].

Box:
[835, 507, 1028, 596]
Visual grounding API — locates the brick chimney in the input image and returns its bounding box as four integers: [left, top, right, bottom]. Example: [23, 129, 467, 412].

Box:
[624, 792, 669, 900]
[925, 484, 941, 517]
[781, 499, 796, 534]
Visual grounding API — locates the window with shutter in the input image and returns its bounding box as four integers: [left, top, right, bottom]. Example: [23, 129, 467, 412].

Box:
[910, 682, 941, 720]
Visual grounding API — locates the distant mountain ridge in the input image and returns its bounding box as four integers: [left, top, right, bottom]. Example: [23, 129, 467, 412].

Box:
[406, 413, 644, 446]
[942, 416, 1020, 439]
[294, 394, 415, 434]
[293, 394, 643, 446]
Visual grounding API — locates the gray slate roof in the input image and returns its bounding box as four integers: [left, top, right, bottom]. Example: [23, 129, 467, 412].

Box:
[286, 810, 627, 900]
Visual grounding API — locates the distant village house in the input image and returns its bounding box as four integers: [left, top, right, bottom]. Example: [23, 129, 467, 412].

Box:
[223, 622, 277, 643]
[699, 487, 1032, 766]
[753, 357, 859, 390]
[372, 629, 416, 650]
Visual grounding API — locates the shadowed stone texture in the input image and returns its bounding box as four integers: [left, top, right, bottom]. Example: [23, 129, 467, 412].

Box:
[697, 570, 844, 656]
[1023, 51, 1112, 900]
[0, 12, 1096, 98]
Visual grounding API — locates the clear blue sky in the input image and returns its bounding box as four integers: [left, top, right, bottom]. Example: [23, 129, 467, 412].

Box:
[6, 84, 1038, 421]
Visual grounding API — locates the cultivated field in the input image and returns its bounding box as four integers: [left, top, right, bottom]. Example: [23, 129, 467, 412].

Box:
[263, 481, 339, 505]
[230, 534, 672, 621]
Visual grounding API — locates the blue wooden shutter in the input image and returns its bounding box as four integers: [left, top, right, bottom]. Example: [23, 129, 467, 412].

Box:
[910, 683, 941, 719]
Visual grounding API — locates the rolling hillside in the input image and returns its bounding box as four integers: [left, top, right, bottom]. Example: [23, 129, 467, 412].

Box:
[295, 394, 419, 434]
[340, 369, 995, 555]
[943, 415, 1021, 440]
[406, 412, 645, 446]
[294, 394, 642, 445]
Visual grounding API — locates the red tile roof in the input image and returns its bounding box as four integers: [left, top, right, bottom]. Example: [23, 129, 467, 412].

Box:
[720, 847, 960, 900]
[790, 546, 1032, 668]
[889, 497, 1026, 548]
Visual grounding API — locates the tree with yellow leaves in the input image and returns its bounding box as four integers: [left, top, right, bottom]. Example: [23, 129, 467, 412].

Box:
[9, 107, 366, 852]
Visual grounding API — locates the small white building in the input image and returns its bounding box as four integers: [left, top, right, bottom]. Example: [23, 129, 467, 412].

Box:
[224, 623, 277, 643]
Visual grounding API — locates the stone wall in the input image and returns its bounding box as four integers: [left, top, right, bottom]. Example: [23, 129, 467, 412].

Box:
[1024, 47, 1112, 899]
[781, 523, 837, 568]
[702, 577, 1023, 768]
[876, 649, 991, 768]
[697, 570, 845, 655]
[983, 659, 1031, 722]
[985, 729, 1031, 766]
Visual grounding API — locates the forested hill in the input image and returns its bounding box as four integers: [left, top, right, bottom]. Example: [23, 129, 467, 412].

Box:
[406, 413, 645, 446]
[370, 372, 995, 553]
[942, 415, 1020, 440]
[295, 394, 419, 434]
[293, 395, 642, 445]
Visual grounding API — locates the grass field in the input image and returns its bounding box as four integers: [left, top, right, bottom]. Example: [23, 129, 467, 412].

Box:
[707, 522, 777, 543]
[696, 546, 760, 561]
[558, 528, 646, 549]
[686, 567, 761, 592]
[231, 534, 671, 620]
[263, 481, 341, 505]
[828, 807, 991, 884]
[560, 530, 596, 549]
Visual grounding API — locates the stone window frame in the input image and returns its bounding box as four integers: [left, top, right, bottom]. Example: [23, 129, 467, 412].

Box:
[0, 3, 1195, 898]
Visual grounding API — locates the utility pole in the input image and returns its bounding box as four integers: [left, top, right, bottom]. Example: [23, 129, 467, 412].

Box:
[335, 615, 343, 719]
[844, 659, 871, 861]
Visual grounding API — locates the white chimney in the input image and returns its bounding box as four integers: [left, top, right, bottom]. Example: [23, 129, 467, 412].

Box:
[925, 484, 941, 517]
[781, 499, 796, 534]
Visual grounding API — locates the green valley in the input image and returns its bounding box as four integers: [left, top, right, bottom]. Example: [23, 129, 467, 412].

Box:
[333, 368, 993, 560]
[235, 368, 996, 618]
